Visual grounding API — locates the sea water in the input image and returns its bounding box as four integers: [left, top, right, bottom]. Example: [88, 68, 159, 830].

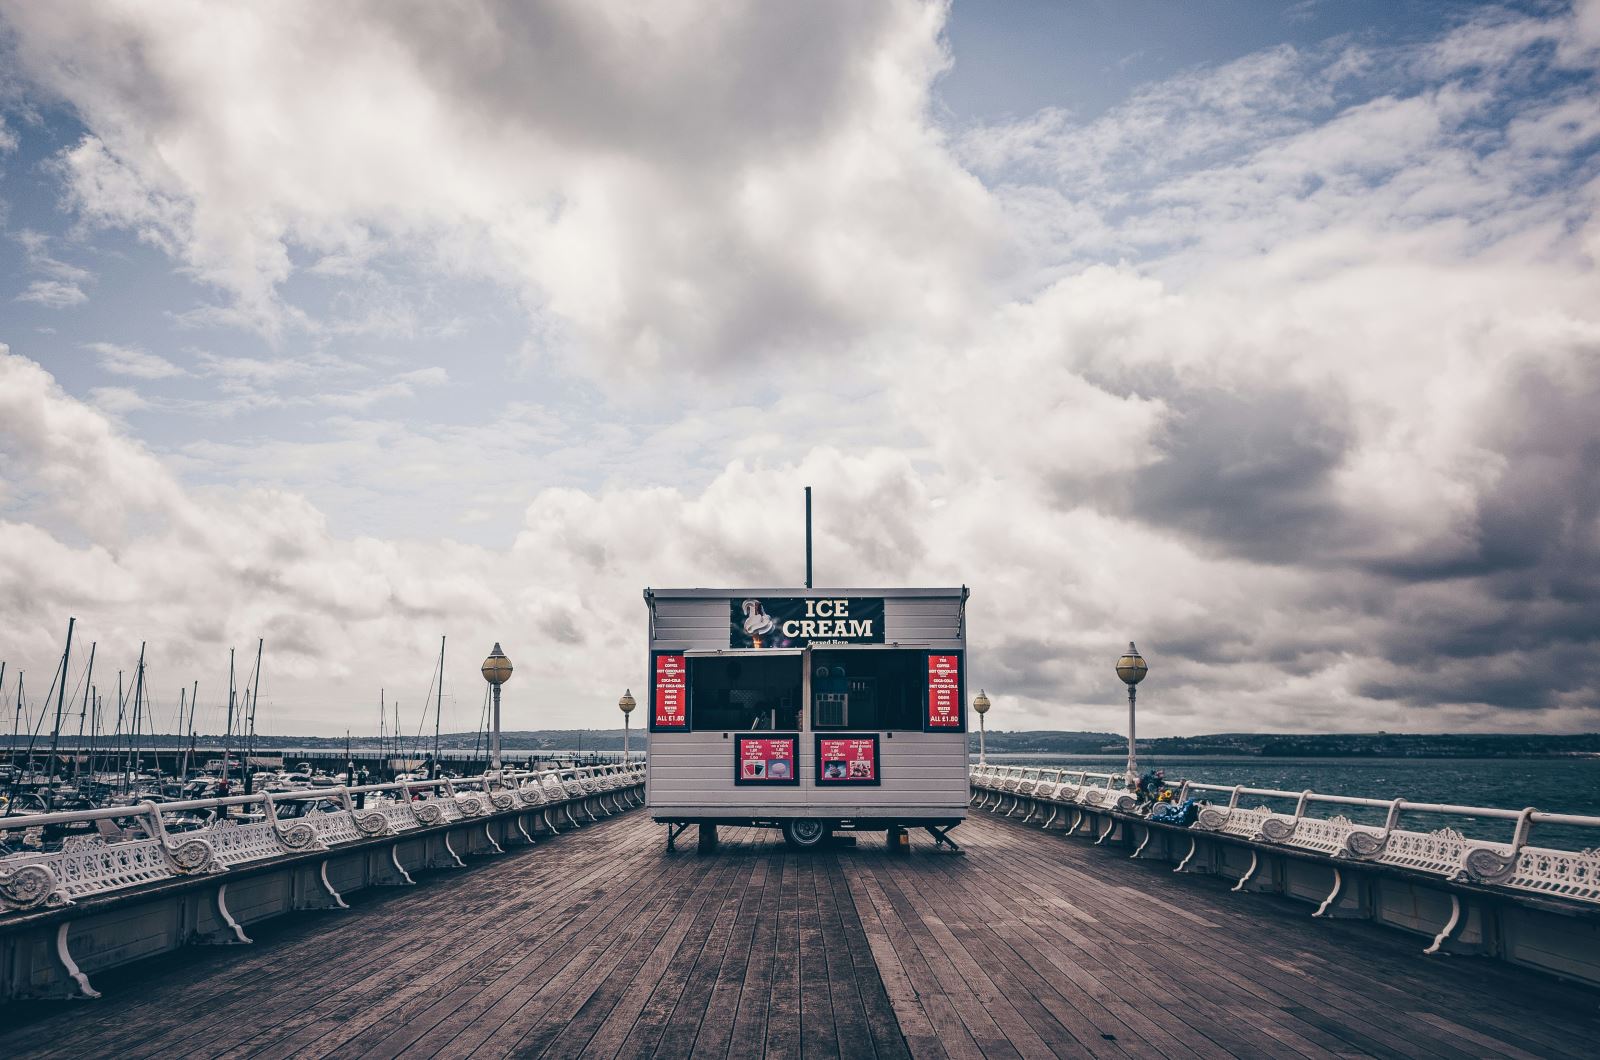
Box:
[976, 754, 1600, 850]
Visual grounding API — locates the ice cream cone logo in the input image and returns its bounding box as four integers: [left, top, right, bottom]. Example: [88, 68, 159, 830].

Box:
[742, 599, 777, 648]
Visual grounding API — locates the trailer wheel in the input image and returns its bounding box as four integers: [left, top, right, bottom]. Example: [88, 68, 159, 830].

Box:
[782, 818, 828, 849]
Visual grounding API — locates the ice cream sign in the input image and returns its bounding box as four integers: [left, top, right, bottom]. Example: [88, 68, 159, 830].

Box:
[730, 597, 886, 648]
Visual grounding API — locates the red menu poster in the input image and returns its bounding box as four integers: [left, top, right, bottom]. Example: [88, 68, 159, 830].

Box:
[734, 735, 798, 785]
[653, 653, 687, 729]
[927, 653, 962, 729]
[817, 735, 880, 785]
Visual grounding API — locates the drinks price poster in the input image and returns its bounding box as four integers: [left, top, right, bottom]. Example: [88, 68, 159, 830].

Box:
[927, 653, 962, 729]
[734, 735, 798, 785]
[652, 653, 687, 730]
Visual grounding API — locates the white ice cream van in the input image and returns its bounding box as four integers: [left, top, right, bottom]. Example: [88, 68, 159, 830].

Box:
[643, 586, 970, 851]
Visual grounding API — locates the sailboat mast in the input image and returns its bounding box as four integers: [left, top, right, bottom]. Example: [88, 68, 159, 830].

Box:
[114, 671, 125, 789]
[74, 642, 96, 785]
[130, 642, 146, 787]
[379, 688, 386, 780]
[434, 636, 445, 780]
[90, 690, 99, 780]
[181, 680, 197, 780]
[46, 617, 76, 796]
[175, 687, 186, 783]
[5, 672, 19, 802]
[247, 638, 263, 791]
[223, 648, 235, 789]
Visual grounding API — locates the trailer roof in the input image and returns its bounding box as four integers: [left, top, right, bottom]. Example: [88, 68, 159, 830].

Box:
[645, 586, 967, 599]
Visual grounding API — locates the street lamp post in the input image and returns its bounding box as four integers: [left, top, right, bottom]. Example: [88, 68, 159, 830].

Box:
[1115, 642, 1148, 783]
[480, 643, 513, 778]
[972, 690, 991, 766]
[618, 689, 636, 763]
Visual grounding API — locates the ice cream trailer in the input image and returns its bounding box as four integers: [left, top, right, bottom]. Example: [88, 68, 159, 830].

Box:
[643, 587, 970, 851]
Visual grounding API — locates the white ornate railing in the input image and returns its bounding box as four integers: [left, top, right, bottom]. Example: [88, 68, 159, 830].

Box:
[0, 763, 646, 914]
[969, 764, 1600, 905]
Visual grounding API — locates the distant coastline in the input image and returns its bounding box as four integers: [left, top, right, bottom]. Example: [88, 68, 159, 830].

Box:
[5, 728, 1596, 760]
[970, 730, 1600, 759]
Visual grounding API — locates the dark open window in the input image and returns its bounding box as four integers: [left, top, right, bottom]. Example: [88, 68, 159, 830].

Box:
[810, 649, 923, 730]
[688, 655, 802, 731]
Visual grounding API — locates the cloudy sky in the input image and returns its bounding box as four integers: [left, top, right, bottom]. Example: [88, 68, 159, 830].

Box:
[1, 0, 1597, 740]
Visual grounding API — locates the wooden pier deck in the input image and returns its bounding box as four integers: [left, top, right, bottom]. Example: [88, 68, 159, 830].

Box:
[2, 811, 1597, 1059]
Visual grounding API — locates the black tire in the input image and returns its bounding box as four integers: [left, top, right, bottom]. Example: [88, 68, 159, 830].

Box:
[782, 818, 828, 849]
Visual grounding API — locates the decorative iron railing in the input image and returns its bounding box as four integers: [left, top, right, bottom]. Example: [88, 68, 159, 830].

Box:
[0, 763, 646, 913]
[968, 763, 1600, 904]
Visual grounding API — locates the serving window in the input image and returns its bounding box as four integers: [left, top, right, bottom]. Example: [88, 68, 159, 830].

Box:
[810, 649, 924, 731]
[688, 653, 802, 731]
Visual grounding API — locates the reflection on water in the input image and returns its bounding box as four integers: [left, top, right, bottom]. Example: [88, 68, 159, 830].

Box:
[976, 754, 1600, 850]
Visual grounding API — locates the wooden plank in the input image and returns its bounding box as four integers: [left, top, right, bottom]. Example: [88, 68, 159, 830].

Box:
[460, 820, 737, 1056]
[545, 846, 752, 1058]
[967, 812, 1600, 1059]
[817, 856, 912, 1060]
[834, 858, 948, 1060]
[555, 835, 751, 1058]
[315, 817, 668, 1059]
[762, 852, 804, 1060]
[810, 855, 877, 1060]
[367, 819, 702, 1058]
[842, 862, 986, 1059]
[723, 829, 787, 1058]
[684, 833, 774, 1058]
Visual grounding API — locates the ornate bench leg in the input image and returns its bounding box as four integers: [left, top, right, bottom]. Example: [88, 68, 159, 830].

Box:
[544, 808, 561, 834]
[565, 804, 581, 829]
[517, 817, 536, 845]
[213, 883, 253, 943]
[443, 831, 466, 868]
[1175, 836, 1199, 873]
[1424, 894, 1462, 955]
[1313, 868, 1342, 917]
[1094, 817, 1115, 845]
[57, 922, 101, 999]
[320, 861, 350, 909]
[1130, 826, 1151, 859]
[383, 844, 416, 886]
[1232, 851, 1259, 892]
